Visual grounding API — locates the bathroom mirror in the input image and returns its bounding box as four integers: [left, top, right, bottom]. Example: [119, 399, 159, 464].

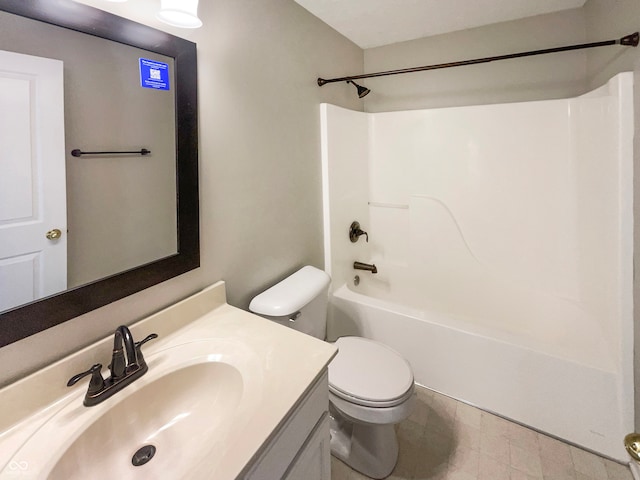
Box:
[0, 0, 199, 347]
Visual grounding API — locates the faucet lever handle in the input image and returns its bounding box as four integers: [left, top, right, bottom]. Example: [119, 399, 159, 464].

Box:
[67, 363, 105, 395]
[135, 333, 158, 349]
[349, 221, 369, 243]
[135, 333, 158, 369]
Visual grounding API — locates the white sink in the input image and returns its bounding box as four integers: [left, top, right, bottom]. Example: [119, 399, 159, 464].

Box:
[3, 340, 263, 479]
[0, 282, 336, 480]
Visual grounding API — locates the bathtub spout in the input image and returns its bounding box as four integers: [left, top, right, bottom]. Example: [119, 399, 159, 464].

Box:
[354, 261, 377, 274]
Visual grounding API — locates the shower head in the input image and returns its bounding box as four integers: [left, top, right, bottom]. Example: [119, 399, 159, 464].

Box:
[347, 80, 371, 98]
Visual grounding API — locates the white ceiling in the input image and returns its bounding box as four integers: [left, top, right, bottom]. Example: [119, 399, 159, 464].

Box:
[294, 0, 587, 49]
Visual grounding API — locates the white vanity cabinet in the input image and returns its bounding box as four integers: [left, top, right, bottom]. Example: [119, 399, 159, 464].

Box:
[242, 371, 331, 480]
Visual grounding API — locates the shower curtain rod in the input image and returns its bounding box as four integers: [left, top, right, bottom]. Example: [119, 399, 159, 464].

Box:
[317, 32, 639, 87]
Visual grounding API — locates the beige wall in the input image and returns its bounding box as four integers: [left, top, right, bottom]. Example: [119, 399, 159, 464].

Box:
[363, 8, 587, 112]
[0, 0, 363, 386]
[584, 0, 640, 90]
[583, 0, 640, 432]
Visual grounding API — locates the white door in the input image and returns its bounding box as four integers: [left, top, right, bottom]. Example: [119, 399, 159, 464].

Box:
[0, 50, 66, 312]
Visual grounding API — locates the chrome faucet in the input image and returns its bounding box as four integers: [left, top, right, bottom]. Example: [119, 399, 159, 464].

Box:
[67, 326, 158, 406]
[353, 261, 377, 274]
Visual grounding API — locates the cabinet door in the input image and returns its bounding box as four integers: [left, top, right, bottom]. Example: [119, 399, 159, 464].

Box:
[242, 372, 329, 480]
[283, 414, 330, 480]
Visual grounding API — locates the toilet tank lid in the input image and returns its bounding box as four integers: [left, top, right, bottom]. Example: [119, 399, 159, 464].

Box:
[249, 266, 331, 317]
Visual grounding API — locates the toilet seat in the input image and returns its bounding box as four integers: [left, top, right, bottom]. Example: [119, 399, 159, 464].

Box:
[328, 336, 414, 408]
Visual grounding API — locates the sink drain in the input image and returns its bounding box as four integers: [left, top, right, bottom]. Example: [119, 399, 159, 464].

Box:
[132, 445, 156, 467]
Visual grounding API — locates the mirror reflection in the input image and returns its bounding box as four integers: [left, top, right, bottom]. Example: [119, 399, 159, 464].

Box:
[0, 10, 177, 313]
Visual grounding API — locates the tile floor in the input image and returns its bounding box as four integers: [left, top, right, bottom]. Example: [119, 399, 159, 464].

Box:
[331, 385, 633, 480]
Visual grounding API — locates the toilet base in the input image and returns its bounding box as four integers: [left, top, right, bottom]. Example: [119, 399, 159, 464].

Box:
[329, 407, 399, 479]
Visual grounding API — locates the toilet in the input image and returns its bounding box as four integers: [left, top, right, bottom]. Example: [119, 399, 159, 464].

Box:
[249, 266, 414, 479]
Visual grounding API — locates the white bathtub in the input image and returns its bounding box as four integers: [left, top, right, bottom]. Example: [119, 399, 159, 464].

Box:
[327, 282, 631, 461]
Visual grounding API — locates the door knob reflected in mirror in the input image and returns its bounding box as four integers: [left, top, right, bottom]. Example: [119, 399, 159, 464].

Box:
[349, 221, 368, 243]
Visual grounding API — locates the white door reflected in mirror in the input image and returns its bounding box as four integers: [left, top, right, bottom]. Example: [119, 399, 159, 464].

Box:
[0, 50, 67, 311]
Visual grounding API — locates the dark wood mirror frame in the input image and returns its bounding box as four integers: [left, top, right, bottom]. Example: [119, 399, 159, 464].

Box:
[0, 0, 199, 347]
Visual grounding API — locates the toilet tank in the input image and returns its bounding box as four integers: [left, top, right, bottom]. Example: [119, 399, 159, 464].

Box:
[249, 266, 331, 340]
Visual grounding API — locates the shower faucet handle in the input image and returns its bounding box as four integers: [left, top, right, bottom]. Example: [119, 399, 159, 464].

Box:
[349, 221, 369, 243]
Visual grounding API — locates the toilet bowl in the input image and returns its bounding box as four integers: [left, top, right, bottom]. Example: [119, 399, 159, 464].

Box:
[249, 266, 415, 479]
[328, 336, 414, 478]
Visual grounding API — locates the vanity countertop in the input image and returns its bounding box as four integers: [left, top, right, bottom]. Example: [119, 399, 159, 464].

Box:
[0, 281, 337, 479]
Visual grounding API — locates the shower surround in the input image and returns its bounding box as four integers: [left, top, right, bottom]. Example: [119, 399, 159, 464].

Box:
[320, 73, 634, 461]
